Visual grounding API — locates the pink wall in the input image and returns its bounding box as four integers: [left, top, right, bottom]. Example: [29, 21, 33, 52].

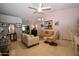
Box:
[43, 7, 79, 40]
[43, 7, 79, 20]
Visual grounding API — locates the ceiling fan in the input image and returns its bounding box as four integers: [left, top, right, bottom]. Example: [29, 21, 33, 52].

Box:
[28, 3, 52, 14]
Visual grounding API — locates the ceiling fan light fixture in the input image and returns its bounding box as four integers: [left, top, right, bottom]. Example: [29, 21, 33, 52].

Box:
[38, 8, 42, 12]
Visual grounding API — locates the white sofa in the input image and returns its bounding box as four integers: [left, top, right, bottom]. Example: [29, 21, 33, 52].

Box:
[21, 33, 39, 47]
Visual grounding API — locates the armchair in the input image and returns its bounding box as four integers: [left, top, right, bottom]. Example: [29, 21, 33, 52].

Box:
[21, 33, 39, 48]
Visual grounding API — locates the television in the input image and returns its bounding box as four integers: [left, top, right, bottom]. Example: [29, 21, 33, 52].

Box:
[22, 25, 30, 34]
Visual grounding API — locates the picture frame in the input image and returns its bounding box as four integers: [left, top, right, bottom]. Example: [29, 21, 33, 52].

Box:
[44, 20, 53, 29]
[16, 23, 22, 28]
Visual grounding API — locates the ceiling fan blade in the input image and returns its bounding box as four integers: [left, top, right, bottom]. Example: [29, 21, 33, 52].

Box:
[38, 3, 43, 12]
[33, 11, 44, 15]
[33, 11, 37, 14]
[39, 3, 43, 8]
[28, 7, 37, 10]
[42, 7, 51, 11]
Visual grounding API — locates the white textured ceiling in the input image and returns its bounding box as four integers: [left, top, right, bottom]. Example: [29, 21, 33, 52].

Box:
[0, 3, 79, 24]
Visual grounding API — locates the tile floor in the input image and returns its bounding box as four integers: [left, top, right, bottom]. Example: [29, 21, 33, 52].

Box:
[10, 39, 75, 56]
